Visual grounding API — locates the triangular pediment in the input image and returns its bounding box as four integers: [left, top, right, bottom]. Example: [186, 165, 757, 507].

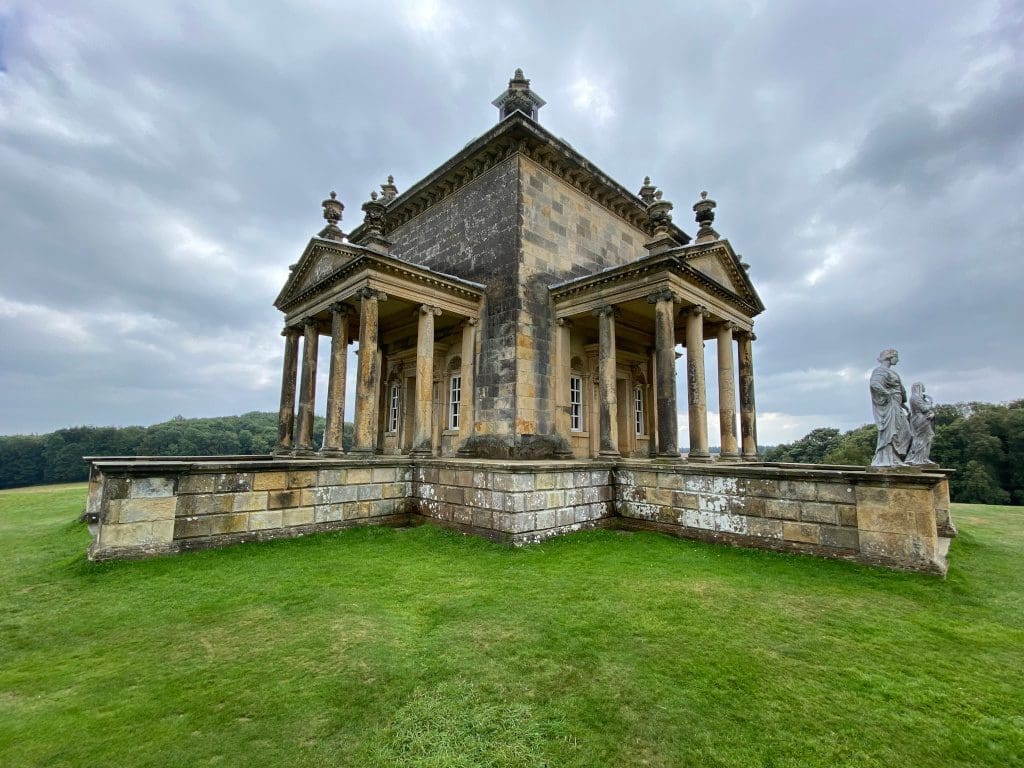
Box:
[274, 238, 363, 310]
[682, 240, 764, 313]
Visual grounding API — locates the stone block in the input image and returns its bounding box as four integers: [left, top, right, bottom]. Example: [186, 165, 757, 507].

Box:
[534, 509, 557, 530]
[564, 488, 582, 506]
[783, 522, 820, 544]
[838, 504, 858, 527]
[357, 484, 383, 501]
[214, 473, 253, 493]
[656, 472, 685, 490]
[330, 485, 359, 503]
[317, 468, 346, 486]
[545, 490, 566, 508]
[683, 475, 713, 493]
[382, 482, 408, 499]
[525, 491, 548, 511]
[765, 499, 801, 521]
[314, 504, 344, 523]
[232, 492, 267, 513]
[816, 484, 855, 504]
[856, 505, 913, 534]
[345, 502, 369, 521]
[99, 520, 173, 548]
[734, 496, 765, 517]
[855, 485, 890, 506]
[104, 477, 129, 500]
[442, 485, 465, 505]
[347, 467, 372, 484]
[253, 472, 288, 491]
[582, 486, 600, 504]
[672, 491, 699, 510]
[633, 471, 657, 488]
[268, 489, 301, 509]
[801, 502, 838, 525]
[452, 505, 473, 526]
[286, 470, 317, 489]
[178, 474, 216, 495]
[557, 507, 575, 527]
[372, 466, 397, 483]
[495, 512, 515, 532]
[176, 494, 233, 517]
[859, 530, 932, 563]
[249, 510, 283, 531]
[820, 525, 859, 550]
[743, 477, 779, 497]
[130, 477, 176, 498]
[283, 507, 314, 527]
[778, 480, 817, 501]
[535, 472, 557, 490]
[511, 512, 537, 534]
[472, 507, 495, 529]
[748, 518, 784, 540]
[174, 513, 248, 539]
[119, 497, 177, 523]
[648, 487, 674, 506]
[714, 513, 750, 535]
[711, 476, 739, 495]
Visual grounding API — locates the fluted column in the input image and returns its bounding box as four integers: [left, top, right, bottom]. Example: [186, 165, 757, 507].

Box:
[321, 303, 352, 455]
[274, 327, 301, 454]
[738, 331, 759, 460]
[648, 290, 680, 458]
[685, 306, 710, 460]
[351, 288, 385, 455]
[458, 318, 477, 444]
[717, 322, 739, 460]
[412, 304, 441, 456]
[594, 306, 619, 457]
[295, 319, 319, 454]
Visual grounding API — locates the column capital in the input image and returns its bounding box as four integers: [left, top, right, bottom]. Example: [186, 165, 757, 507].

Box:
[302, 317, 320, 331]
[281, 325, 302, 338]
[419, 304, 442, 316]
[684, 304, 709, 318]
[737, 329, 757, 341]
[461, 316, 479, 327]
[646, 289, 677, 305]
[356, 287, 387, 302]
[592, 305, 620, 319]
[329, 301, 355, 316]
[556, 317, 574, 327]
[719, 320, 739, 333]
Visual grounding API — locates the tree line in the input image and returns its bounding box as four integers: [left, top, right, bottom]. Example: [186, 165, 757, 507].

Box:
[0, 413, 352, 489]
[762, 400, 1024, 505]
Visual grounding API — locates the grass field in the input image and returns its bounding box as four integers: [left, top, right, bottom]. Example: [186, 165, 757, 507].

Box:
[0, 484, 1021, 767]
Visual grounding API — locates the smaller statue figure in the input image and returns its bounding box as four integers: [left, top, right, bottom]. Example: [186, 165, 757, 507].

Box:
[905, 382, 938, 466]
[870, 348, 912, 467]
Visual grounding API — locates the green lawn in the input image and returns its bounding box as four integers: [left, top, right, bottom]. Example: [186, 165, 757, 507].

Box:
[1, 485, 1021, 767]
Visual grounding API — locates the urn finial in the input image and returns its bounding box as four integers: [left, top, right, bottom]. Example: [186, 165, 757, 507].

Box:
[693, 190, 719, 243]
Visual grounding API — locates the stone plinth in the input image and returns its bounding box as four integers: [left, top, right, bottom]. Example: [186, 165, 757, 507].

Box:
[84, 456, 953, 574]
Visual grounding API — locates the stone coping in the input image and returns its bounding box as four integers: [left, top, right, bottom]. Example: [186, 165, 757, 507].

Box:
[86, 454, 949, 487]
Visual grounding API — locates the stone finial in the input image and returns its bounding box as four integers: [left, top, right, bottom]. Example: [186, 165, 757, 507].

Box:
[647, 190, 674, 233]
[693, 190, 720, 243]
[319, 191, 346, 241]
[492, 68, 546, 122]
[380, 175, 399, 202]
[639, 176, 657, 206]
[359, 188, 391, 253]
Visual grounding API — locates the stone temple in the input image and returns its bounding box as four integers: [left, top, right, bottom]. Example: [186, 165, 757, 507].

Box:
[85, 71, 956, 574]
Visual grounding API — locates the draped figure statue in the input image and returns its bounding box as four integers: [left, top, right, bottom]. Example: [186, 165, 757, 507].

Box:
[870, 349, 912, 467]
[905, 382, 938, 466]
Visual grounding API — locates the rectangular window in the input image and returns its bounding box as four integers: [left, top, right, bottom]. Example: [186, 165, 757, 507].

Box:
[388, 383, 400, 433]
[570, 375, 582, 432]
[449, 375, 461, 430]
[634, 386, 644, 436]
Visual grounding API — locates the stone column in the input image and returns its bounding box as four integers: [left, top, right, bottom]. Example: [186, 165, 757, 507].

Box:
[717, 322, 739, 460]
[351, 288, 385, 455]
[738, 331, 759, 460]
[685, 306, 710, 460]
[458, 318, 477, 443]
[594, 306, 619, 457]
[553, 318, 573, 444]
[412, 304, 442, 456]
[321, 303, 352, 455]
[295, 319, 319, 455]
[648, 290, 679, 458]
[274, 327, 301, 454]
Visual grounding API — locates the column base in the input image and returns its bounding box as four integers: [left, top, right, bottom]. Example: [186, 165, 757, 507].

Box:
[741, 453, 761, 462]
[348, 448, 376, 459]
[597, 449, 621, 458]
[654, 451, 682, 462]
[319, 449, 346, 458]
[293, 447, 317, 457]
[272, 447, 294, 458]
[716, 452, 741, 462]
[686, 452, 712, 462]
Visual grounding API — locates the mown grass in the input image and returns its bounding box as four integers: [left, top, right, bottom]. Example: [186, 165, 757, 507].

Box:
[0, 484, 1021, 767]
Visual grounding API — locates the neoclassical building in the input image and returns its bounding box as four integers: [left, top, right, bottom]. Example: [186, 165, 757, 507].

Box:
[273, 70, 764, 462]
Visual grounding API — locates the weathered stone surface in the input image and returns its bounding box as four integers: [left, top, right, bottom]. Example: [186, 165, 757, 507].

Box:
[820, 525, 859, 550]
[801, 502, 838, 525]
[249, 511, 284, 531]
[178, 474, 216, 495]
[130, 477, 175, 498]
[119, 497, 177, 523]
[782, 522, 820, 544]
[765, 499, 801, 521]
[214, 473, 253, 493]
[253, 472, 289, 491]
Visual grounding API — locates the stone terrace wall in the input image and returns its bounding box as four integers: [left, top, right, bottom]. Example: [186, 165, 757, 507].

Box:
[615, 462, 947, 574]
[86, 458, 412, 560]
[413, 461, 616, 543]
[85, 457, 951, 574]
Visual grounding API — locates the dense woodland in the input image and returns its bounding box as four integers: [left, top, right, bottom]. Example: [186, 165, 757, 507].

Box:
[0, 413, 345, 489]
[1, 402, 1021, 504]
[762, 400, 1024, 505]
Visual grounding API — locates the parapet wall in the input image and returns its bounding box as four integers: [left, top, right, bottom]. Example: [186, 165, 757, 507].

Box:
[84, 456, 952, 574]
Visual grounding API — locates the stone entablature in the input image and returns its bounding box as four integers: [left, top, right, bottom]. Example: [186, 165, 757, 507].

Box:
[84, 457, 952, 575]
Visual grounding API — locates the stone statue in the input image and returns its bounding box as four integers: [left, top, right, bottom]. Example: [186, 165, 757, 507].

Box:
[905, 382, 938, 466]
[870, 348, 912, 467]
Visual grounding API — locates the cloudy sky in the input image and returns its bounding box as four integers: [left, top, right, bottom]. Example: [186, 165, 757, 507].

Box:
[1, 0, 1021, 446]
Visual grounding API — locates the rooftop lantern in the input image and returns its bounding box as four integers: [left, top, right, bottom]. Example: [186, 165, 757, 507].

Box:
[491, 68, 546, 122]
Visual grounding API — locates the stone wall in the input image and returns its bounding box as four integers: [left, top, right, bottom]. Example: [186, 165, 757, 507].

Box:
[517, 156, 650, 438]
[388, 158, 521, 438]
[615, 463, 946, 573]
[85, 457, 952, 575]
